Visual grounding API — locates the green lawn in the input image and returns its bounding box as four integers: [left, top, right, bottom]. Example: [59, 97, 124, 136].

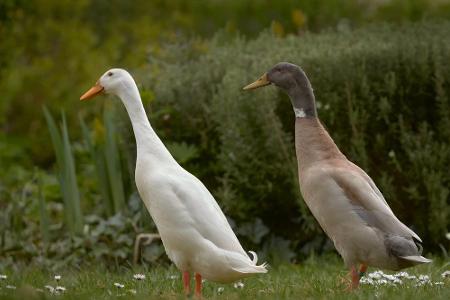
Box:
[0, 255, 448, 299]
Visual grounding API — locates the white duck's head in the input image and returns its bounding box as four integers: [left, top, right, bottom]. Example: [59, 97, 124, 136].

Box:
[80, 68, 135, 100]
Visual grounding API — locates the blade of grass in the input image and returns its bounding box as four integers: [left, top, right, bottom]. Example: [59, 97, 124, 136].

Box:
[43, 107, 64, 171]
[43, 107, 75, 234]
[61, 112, 83, 234]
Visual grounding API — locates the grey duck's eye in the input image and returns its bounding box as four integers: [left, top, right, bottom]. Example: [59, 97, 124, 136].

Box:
[107, 71, 113, 77]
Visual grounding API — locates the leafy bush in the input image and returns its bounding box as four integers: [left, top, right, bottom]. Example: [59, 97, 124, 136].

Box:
[150, 22, 450, 254]
[2, 22, 449, 269]
[1, 0, 450, 168]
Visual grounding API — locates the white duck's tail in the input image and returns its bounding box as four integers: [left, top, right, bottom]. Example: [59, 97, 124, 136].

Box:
[227, 250, 268, 274]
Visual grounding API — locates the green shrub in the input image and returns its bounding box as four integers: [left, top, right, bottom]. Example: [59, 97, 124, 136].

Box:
[150, 22, 450, 254]
[2, 0, 450, 168]
[3, 22, 449, 268]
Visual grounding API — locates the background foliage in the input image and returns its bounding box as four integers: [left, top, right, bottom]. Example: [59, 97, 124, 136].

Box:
[151, 23, 450, 255]
[0, 0, 449, 270]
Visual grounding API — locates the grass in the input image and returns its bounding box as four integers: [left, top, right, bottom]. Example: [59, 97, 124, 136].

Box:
[0, 255, 448, 299]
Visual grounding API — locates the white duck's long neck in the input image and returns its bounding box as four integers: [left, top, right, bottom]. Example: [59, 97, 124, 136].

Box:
[117, 84, 176, 165]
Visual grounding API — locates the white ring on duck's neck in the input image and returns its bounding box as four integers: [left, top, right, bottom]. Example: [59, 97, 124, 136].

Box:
[294, 107, 306, 118]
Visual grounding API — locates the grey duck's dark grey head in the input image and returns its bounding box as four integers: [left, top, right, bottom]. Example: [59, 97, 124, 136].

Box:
[244, 62, 317, 118]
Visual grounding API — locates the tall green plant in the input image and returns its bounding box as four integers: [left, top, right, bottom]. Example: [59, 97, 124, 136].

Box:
[80, 117, 114, 215]
[43, 107, 83, 235]
[80, 108, 126, 216]
[104, 109, 126, 213]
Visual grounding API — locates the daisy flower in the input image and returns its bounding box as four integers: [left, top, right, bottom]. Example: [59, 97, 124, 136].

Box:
[44, 285, 55, 293]
[133, 273, 146, 280]
[114, 282, 125, 289]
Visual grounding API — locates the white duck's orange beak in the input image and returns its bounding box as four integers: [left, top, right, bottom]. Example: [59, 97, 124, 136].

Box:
[80, 82, 104, 100]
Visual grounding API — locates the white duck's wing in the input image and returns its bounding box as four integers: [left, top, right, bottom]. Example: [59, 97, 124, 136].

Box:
[328, 162, 422, 242]
[170, 170, 248, 256]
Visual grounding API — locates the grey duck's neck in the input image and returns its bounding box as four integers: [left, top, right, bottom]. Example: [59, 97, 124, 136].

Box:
[286, 76, 317, 118]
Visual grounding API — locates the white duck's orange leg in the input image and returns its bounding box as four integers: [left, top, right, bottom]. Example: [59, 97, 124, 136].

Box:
[182, 271, 191, 296]
[195, 273, 202, 298]
[359, 264, 368, 278]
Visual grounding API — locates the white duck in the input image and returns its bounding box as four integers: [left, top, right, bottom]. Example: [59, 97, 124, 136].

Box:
[244, 62, 431, 290]
[80, 68, 267, 297]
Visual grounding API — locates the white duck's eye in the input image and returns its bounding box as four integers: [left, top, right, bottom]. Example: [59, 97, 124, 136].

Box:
[107, 71, 113, 77]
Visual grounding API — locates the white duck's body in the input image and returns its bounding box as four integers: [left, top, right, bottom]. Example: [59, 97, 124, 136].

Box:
[136, 164, 263, 282]
[81, 69, 266, 291]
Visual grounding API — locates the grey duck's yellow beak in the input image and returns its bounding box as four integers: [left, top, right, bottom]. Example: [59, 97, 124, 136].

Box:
[243, 73, 271, 90]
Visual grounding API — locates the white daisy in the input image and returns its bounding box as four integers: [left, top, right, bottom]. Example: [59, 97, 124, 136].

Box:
[5, 285, 16, 289]
[0, 275, 7, 280]
[360, 277, 374, 285]
[54, 275, 61, 281]
[233, 281, 245, 289]
[381, 274, 397, 281]
[441, 270, 450, 278]
[417, 274, 431, 285]
[114, 282, 125, 289]
[418, 274, 430, 281]
[44, 285, 55, 293]
[55, 286, 66, 292]
[217, 287, 224, 294]
[368, 271, 383, 280]
[133, 273, 146, 280]
[394, 271, 409, 278]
